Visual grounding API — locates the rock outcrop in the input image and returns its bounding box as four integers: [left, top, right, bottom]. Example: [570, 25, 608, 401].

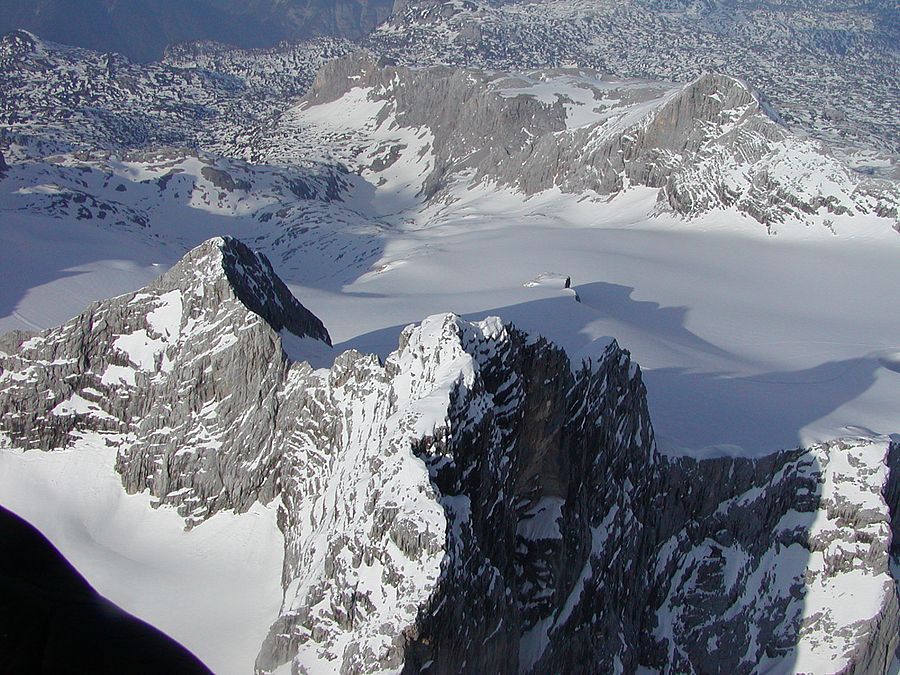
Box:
[0, 237, 897, 673]
[0, 236, 330, 524]
[259, 53, 899, 230]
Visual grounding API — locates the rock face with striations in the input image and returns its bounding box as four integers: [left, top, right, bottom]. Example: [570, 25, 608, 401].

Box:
[253, 53, 899, 231]
[0, 237, 897, 673]
[0, 236, 330, 524]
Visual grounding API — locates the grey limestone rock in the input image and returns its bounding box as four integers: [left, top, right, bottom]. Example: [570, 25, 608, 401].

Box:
[286, 55, 899, 230]
[0, 236, 330, 524]
[0, 237, 897, 673]
[299, 51, 568, 200]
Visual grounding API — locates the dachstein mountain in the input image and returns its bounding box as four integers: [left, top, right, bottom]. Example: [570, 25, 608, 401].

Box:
[0, 237, 897, 673]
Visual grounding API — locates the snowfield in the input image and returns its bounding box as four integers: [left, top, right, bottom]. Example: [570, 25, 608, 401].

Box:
[0, 31, 899, 673]
[4, 185, 896, 458]
[0, 433, 284, 675]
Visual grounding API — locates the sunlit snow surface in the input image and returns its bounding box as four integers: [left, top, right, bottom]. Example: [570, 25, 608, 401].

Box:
[0, 433, 284, 675]
[0, 67, 899, 672]
[2, 181, 899, 457]
[310, 185, 900, 458]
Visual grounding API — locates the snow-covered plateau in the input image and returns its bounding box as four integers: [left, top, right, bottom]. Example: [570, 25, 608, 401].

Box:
[0, 15, 898, 675]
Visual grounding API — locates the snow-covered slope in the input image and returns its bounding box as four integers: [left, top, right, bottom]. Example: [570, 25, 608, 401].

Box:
[1, 35, 898, 457]
[248, 53, 898, 231]
[1, 238, 897, 673]
[2, 20, 900, 675]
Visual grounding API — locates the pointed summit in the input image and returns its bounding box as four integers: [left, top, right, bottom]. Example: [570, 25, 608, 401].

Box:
[157, 237, 331, 346]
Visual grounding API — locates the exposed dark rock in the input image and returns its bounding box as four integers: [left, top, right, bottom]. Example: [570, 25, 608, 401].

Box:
[0, 505, 211, 674]
[200, 165, 251, 192]
[0, 237, 896, 674]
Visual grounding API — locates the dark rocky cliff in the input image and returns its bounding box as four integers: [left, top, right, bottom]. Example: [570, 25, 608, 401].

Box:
[0, 237, 896, 673]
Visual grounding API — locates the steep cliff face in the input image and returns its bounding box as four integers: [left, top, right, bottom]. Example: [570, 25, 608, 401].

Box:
[255, 53, 898, 230]
[0, 237, 897, 673]
[0, 236, 330, 525]
[252, 315, 655, 673]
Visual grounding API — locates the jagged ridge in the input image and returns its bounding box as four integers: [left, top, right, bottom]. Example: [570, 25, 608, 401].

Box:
[0, 236, 330, 522]
[0, 237, 897, 674]
[255, 52, 898, 230]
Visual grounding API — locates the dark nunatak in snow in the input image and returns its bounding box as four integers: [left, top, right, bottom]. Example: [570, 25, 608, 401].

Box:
[0, 237, 896, 674]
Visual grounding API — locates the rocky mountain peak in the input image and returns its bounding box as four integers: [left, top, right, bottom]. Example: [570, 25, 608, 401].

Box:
[158, 236, 331, 346]
[302, 49, 393, 105]
[0, 30, 40, 59]
[644, 71, 778, 152]
[0, 237, 330, 465]
[0, 234, 897, 672]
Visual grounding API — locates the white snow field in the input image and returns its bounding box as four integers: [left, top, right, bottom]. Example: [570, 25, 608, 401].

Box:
[4, 184, 895, 458]
[0, 433, 284, 675]
[1, 66, 899, 672]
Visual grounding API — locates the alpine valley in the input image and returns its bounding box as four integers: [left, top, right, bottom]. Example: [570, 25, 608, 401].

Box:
[0, 1, 898, 674]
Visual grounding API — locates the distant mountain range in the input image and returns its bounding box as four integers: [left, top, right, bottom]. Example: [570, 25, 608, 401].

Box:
[0, 0, 395, 61]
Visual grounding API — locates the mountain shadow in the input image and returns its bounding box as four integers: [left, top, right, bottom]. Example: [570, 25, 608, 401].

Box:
[338, 283, 886, 455]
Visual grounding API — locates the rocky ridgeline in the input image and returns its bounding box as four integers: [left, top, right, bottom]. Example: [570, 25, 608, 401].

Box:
[0, 237, 897, 673]
[268, 52, 898, 230]
[0, 237, 330, 523]
[506, 72, 899, 228]
[372, 0, 899, 165]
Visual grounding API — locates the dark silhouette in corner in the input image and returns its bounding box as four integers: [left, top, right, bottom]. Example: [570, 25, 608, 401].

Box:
[0, 505, 211, 674]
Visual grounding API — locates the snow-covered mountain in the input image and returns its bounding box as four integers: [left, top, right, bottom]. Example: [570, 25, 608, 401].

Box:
[1, 7, 900, 674]
[3, 34, 896, 238]
[0, 22, 898, 454]
[371, 0, 900, 172]
[247, 52, 897, 231]
[1, 237, 896, 673]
